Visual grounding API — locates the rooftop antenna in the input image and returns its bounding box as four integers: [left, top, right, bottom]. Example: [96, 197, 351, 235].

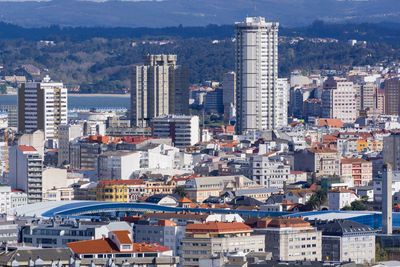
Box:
[253, 0, 257, 16]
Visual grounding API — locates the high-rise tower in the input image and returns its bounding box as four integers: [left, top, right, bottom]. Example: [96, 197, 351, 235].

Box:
[235, 17, 279, 134]
[18, 75, 68, 140]
[130, 54, 189, 127]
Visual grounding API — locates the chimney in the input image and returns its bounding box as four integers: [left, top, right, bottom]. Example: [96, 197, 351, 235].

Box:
[382, 163, 393, 235]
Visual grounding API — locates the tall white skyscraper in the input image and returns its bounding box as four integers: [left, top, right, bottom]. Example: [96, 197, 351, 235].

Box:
[235, 17, 279, 134]
[18, 75, 68, 140]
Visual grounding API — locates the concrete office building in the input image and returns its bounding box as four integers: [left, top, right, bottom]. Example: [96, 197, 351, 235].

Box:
[18, 75, 68, 140]
[9, 145, 42, 204]
[235, 17, 279, 133]
[312, 220, 375, 264]
[222, 72, 236, 122]
[385, 77, 400, 115]
[321, 77, 357, 123]
[204, 88, 223, 114]
[57, 124, 83, 166]
[130, 54, 189, 127]
[151, 115, 199, 148]
[181, 221, 265, 266]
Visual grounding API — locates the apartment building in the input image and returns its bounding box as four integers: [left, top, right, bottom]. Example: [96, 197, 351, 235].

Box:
[9, 145, 43, 203]
[312, 219, 375, 264]
[383, 133, 400, 171]
[181, 221, 264, 266]
[96, 179, 145, 202]
[18, 75, 68, 140]
[130, 54, 189, 127]
[328, 188, 359, 210]
[294, 147, 341, 177]
[151, 115, 199, 148]
[96, 150, 139, 180]
[235, 17, 279, 133]
[249, 155, 291, 189]
[57, 124, 83, 166]
[340, 158, 372, 186]
[384, 77, 400, 115]
[253, 217, 322, 261]
[222, 71, 236, 122]
[321, 77, 357, 123]
[134, 219, 186, 256]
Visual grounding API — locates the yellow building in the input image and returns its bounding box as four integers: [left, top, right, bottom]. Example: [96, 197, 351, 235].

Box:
[96, 179, 145, 202]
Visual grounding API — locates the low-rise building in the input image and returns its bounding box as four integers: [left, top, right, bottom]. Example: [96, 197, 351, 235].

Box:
[253, 217, 322, 261]
[68, 230, 176, 264]
[134, 219, 186, 256]
[328, 188, 359, 210]
[184, 175, 262, 203]
[96, 179, 145, 202]
[181, 221, 265, 266]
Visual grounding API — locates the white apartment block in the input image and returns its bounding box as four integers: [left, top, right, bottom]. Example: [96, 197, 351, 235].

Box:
[9, 145, 43, 204]
[249, 156, 290, 189]
[151, 115, 199, 148]
[96, 151, 140, 181]
[321, 77, 356, 123]
[275, 78, 289, 128]
[328, 188, 359, 210]
[18, 75, 68, 140]
[235, 17, 279, 133]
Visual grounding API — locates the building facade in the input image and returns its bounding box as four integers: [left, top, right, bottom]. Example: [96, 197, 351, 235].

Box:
[384, 77, 400, 115]
[130, 54, 189, 127]
[151, 115, 199, 148]
[313, 220, 375, 264]
[222, 72, 236, 122]
[235, 17, 279, 133]
[182, 221, 264, 266]
[9, 145, 43, 204]
[18, 75, 68, 139]
[253, 218, 322, 261]
[340, 158, 372, 186]
[321, 77, 356, 123]
[249, 155, 291, 189]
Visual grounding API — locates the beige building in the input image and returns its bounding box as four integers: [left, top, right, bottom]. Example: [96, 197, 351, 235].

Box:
[321, 77, 356, 123]
[340, 158, 372, 186]
[18, 75, 68, 140]
[253, 217, 322, 261]
[294, 147, 341, 177]
[130, 54, 189, 127]
[182, 221, 265, 266]
[385, 77, 400, 115]
[184, 175, 262, 203]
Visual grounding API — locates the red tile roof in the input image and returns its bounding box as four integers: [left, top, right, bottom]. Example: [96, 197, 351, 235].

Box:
[186, 222, 251, 234]
[98, 179, 144, 186]
[18, 145, 36, 152]
[112, 231, 132, 244]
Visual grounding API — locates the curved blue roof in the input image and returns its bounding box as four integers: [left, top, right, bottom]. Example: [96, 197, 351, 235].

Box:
[11, 200, 400, 229]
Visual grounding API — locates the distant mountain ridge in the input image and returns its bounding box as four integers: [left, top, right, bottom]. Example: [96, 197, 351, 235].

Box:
[0, 0, 399, 27]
